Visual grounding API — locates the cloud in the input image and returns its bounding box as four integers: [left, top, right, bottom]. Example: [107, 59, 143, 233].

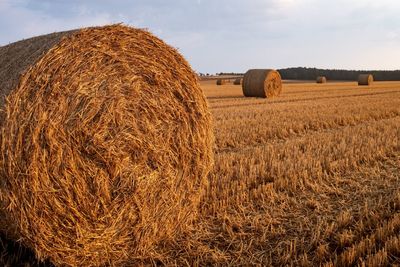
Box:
[0, 0, 113, 44]
[1, 0, 400, 72]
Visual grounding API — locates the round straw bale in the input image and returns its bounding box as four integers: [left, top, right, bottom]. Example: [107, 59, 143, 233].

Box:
[316, 76, 327, 83]
[216, 78, 227, 85]
[242, 69, 282, 98]
[358, 74, 374, 86]
[0, 24, 214, 266]
[233, 78, 242, 85]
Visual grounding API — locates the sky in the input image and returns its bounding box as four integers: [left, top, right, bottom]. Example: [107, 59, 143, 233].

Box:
[1, 0, 400, 73]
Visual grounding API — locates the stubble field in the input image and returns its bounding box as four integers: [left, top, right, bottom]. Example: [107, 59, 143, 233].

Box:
[163, 80, 400, 266]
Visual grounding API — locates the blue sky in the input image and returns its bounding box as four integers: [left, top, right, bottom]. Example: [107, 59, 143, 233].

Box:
[1, 0, 399, 73]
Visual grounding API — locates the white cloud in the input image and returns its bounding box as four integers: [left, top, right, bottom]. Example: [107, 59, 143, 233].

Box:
[1, 0, 400, 71]
[0, 0, 113, 44]
[386, 31, 399, 41]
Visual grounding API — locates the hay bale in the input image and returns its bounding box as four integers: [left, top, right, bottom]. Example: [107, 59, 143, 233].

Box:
[316, 76, 327, 83]
[233, 78, 242, 85]
[358, 74, 374, 86]
[0, 24, 213, 266]
[216, 78, 227, 85]
[242, 69, 282, 98]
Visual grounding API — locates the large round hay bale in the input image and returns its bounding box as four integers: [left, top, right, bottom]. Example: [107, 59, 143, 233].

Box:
[242, 69, 282, 98]
[233, 78, 242, 85]
[216, 78, 227, 85]
[0, 24, 214, 266]
[358, 74, 374, 86]
[316, 76, 327, 83]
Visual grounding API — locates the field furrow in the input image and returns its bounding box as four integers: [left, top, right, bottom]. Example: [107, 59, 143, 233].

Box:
[209, 90, 400, 109]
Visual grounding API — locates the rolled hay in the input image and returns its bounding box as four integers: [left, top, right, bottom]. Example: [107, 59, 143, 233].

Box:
[358, 74, 374, 86]
[242, 69, 282, 98]
[0, 24, 214, 266]
[233, 78, 242, 85]
[216, 78, 227, 85]
[316, 76, 327, 83]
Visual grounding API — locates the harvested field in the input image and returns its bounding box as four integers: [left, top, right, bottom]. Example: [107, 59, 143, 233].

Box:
[162, 80, 400, 266]
[2, 80, 400, 266]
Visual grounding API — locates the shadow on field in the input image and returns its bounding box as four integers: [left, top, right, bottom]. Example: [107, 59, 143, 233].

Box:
[0, 233, 53, 267]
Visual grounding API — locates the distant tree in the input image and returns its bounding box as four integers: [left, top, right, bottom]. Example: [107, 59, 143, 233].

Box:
[278, 67, 400, 81]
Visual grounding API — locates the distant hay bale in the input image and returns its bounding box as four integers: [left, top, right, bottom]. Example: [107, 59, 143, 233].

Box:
[242, 69, 282, 98]
[316, 76, 327, 83]
[216, 78, 228, 85]
[0, 24, 214, 266]
[233, 78, 242, 85]
[358, 74, 374, 86]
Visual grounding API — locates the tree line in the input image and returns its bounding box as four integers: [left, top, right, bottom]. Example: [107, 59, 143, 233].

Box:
[215, 68, 400, 81]
[277, 67, 400, 81]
